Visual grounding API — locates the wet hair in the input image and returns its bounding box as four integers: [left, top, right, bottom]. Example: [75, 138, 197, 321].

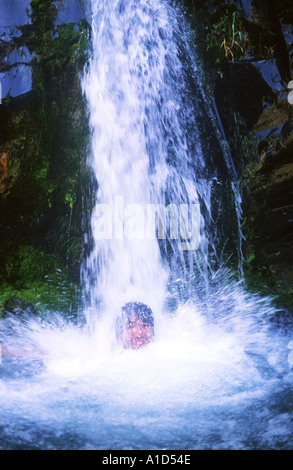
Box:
[115, 302, 154, 338]
[122, 302, 154, 330]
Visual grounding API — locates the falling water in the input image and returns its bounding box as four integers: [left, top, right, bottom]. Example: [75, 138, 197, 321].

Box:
[80, 0, 235, 331]
[0, 0, 292, 451]
[80, 0, 170, 331]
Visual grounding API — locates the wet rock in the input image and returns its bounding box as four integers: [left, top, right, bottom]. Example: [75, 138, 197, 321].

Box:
[0, 64, 32, 99]
[0, 0, 31, 30]
[240, 0, 292, 83]
[0, 0, 91, 289]
[0, 0, 87, 101]
[79, 0, 93, 25]
[0, 0, 33, 99]
[215, 61, 276, 133]
[55, 0, 83, 25]
[252, 59, 283, 92]
[205, 0, 293, 309]
[239, 109, 293, 308]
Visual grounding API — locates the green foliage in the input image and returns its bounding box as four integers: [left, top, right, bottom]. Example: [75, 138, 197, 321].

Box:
[0, 241, 82, 316]
[29, 0, 64, 31]
[0, 241, 58, 286]
[241, 216, 255, 241]
[180, 1, 245, 69]
[243, 264, 293, 313]
[206, 6, 244, 63]
[241, 215, 293, 312]
[3, 90, 11, 105]
[55, 22, 90, 68]
[0, 274, 82, 318]
[0, 0, 92, 301]
[65, 190, 75, 209]
[246, 252, 256, 263]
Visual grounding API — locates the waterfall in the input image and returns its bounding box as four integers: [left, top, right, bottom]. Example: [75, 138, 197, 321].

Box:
[1, 1, 292, 451]
[81, 0, 242, 333]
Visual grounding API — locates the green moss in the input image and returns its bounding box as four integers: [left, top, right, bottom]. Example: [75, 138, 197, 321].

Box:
[0, 241, 57, 285]
[241, 215, 293, 313]
[243, 264, 293, 313]
[0, 275, 82, 318]
[0, 0, 92, 304]
[0, 240, 82, 318]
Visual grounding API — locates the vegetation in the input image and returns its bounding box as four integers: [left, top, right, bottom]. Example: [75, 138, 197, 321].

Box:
[182, 0, 245, 66]
[181, 0, 293, 313]
[241, 215, 293, 312]
[206, 8, 244, 63]
[0, 0, 92, 315]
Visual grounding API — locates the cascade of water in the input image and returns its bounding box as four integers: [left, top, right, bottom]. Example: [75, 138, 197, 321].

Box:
[81, 0, 243, 333]
[1, 2, 293, 452]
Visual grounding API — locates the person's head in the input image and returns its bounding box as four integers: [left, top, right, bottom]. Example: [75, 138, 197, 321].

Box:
[116, 302, 154, 350]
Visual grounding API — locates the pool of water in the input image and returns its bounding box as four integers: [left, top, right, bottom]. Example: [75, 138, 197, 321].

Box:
[1, 285, 292, 450]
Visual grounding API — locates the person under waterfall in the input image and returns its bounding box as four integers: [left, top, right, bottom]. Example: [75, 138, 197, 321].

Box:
[115, 301, 154, 350]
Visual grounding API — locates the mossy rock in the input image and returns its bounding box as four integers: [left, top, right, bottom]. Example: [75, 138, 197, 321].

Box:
[0, 0, 93, 290]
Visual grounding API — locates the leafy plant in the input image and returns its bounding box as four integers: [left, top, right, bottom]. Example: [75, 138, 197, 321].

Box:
[206, 6, 244, 63]
[220, 11, 244, 60]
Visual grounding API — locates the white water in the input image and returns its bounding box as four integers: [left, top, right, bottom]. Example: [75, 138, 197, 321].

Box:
[80, 0, 221, 333]
[0, 0, 292, 450]
[0, 284, 292, 450]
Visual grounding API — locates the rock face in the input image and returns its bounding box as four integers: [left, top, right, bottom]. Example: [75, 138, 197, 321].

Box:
[182, 0, 293, 309]
[0, 0, 84, 100]
[0, 0, 33, 99]
[0, 0, 92, 296]
[209, 0, 293, 309]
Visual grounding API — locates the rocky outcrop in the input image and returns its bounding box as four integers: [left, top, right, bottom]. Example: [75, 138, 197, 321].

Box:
[0, 0, 92, 304]
[0, 0, 85, 99]
[192, 0, 293, 309]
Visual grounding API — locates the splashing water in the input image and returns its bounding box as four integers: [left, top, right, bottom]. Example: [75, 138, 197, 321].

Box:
[0, 0, 292, 450]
